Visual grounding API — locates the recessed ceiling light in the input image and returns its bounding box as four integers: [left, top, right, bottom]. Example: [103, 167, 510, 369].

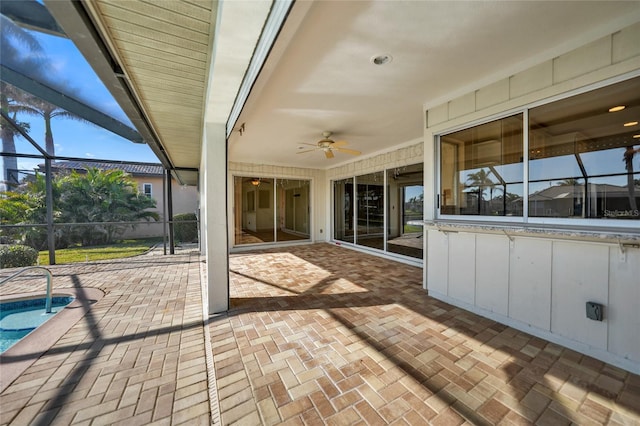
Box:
[609, 105, 626, 112]
[623, 121, 638, 127]
[371, 54, 393, 65]
[634, 134, 640, 139]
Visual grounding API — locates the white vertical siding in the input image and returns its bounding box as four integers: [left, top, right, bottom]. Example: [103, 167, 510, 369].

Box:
[551, 242, 609, 350]
[448, 233, 476, 305]
[608, 248, 640, 362]
[475, 234, 509, 316]
[426, 230, 448, 296]
[509, 238, 552, 331]
[426, 231, 640, 372]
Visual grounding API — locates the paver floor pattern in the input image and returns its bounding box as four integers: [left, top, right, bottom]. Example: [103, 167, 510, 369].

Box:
[1, 243, 638, 425]
[212, 244, 640, 425]
[0, 248, 210, 425]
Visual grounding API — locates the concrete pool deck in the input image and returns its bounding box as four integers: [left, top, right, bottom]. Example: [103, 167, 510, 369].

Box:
[0, 243, 639, 425]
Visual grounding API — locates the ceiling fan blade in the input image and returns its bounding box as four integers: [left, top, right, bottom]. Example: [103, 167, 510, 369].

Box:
[325, 150, 334, 159]
[334, 147, 361, 155]
[332, 140, 348, 147]
[301, 142, 319, 147]
[297, 149, 316, 154]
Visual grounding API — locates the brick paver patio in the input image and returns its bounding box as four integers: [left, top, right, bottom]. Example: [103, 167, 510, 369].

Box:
[215, 244, 640, 425]
[1, 243, 639, 425]
[1, 247, 210, 425]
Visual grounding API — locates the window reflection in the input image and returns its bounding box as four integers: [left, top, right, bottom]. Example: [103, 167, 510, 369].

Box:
[386, 163, 423, 259]
[356, 171, 384, 249]
[233, 176, 310, 245]
[529, 77, 640, 219]
[438, 76, 640, 222]
[333, 165, 424, 260]
[333, 177, 354, 243]
[440, 114, 524, 216]
[277, 179, 310, 240]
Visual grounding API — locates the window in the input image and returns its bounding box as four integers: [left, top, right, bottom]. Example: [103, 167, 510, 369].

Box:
[440, 115, 524, 216]
[529, 77, 640, 220]
[143, 183, 152, 198]
[439, 76, 640, 223]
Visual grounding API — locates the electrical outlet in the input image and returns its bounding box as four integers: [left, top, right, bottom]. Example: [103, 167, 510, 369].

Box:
[586, 302, 603, 321]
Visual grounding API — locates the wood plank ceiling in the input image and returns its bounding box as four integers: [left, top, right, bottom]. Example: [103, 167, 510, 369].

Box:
[86, 0, 217, 169]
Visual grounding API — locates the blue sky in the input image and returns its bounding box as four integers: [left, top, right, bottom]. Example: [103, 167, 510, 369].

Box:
[9, 27, 160, 172]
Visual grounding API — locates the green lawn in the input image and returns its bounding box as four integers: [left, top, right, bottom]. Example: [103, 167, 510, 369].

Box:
[38, 238, 162, 265]
[403, 224, 423, 233]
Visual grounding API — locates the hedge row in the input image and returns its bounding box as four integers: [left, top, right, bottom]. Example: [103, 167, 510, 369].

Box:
[0, 244, 38, 269]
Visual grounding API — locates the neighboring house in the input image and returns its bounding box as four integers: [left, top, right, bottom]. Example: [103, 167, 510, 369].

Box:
[42, 161, 198, 239]
[528, 183, 640, 219]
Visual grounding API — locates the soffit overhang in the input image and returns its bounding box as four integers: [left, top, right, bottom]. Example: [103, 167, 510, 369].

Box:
[80, 0, 218, 173]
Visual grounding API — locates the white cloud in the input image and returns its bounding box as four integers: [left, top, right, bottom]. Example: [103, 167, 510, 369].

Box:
[19, 160, 40, 171]
[85, 152, 96, 158]
[49, 58, 66, 74]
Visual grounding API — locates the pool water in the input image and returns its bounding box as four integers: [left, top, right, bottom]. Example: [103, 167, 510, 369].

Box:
[0, 297, 74, 353]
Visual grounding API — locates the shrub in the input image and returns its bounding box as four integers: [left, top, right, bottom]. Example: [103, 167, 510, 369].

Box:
[173, 213, 198, 243]
[0, 244, 38, 269]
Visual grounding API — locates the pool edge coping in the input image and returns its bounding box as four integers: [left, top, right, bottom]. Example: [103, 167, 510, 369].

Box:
[0, 287, 105, 393]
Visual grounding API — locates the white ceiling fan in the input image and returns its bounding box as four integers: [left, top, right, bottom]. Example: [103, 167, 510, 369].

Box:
[297, 131, 361, 159]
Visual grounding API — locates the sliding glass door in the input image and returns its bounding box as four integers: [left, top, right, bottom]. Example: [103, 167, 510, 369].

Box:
[356, 172, 384, 250]
[234, 176, 310, 245]
[277, 179, 310, 241]
[386, 163, 424, 259]
[332, 163, 423, 260]
[333, 178, 354, 243]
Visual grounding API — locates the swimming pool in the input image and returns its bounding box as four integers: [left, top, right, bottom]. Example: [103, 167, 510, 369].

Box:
[0, 288, 104, 393]
[0, 296, 75, 353]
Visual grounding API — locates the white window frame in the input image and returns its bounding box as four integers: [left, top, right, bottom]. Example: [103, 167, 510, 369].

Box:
[143, 183, 152, 198]
[435, 74, 640, 230]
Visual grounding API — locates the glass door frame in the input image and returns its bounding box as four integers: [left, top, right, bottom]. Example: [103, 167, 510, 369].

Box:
[232, 174, 313, 247]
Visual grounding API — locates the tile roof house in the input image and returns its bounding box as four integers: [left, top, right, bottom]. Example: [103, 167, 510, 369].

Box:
[43, 161, 198, 239]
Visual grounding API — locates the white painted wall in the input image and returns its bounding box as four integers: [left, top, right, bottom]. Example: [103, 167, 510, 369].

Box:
[423, 21, 640, 373]
[202, 123, 229, 314]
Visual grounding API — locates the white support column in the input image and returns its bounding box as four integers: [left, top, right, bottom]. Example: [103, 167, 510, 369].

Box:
[202, 122, 229, 314]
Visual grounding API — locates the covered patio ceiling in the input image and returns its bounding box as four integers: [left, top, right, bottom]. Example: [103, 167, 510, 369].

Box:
[41, 1, 640, 180]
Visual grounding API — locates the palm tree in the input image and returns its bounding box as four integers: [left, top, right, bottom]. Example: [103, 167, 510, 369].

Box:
[2, 13, 85, 158]
[0, 85, 31, 189]
[466, 169, 496, 195]
[466, 169, 497, 213]
[623, 146, 640, 211]
[0, 14, 44, 188]
[58, 168, 159, 245]
[16, 95, 84, 156]
[558, 178, 580, 186]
